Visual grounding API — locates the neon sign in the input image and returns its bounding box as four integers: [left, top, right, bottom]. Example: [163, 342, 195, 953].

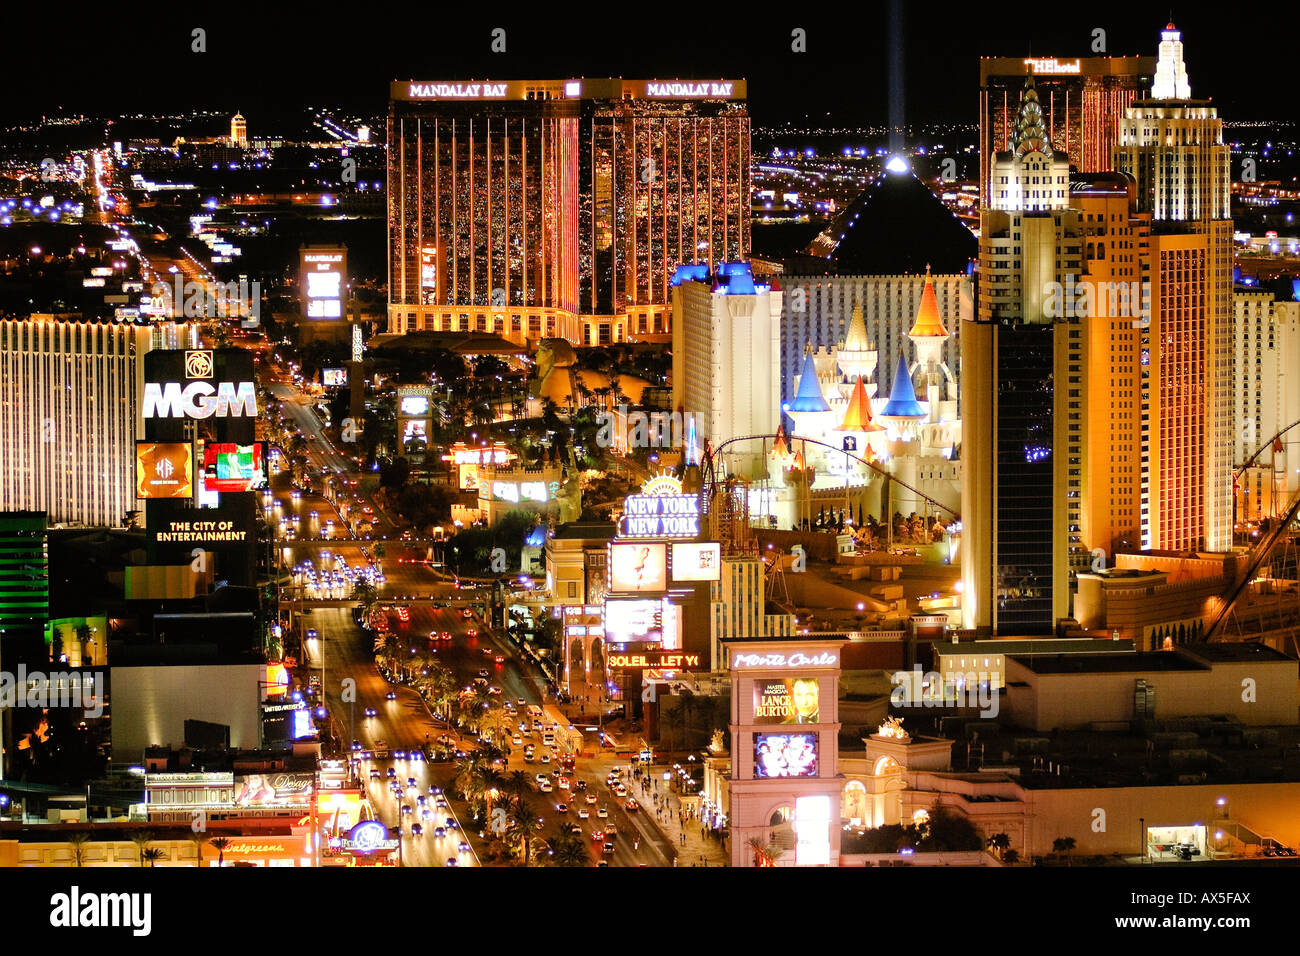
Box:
[408, 82, 508, 98]
[644, 81, 734, 97]
[732, 651, 839, 669]
[1022, 58, 1081, 74]
[143, 381, 257, 419]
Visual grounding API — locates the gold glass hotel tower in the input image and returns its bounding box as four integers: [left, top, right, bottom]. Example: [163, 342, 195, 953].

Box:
[387, 79, 749, 345]
[1115, 24, 1233, 554]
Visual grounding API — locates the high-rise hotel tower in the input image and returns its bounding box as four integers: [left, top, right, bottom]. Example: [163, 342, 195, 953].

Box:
[0, 317, 157, 527]
[1115, 24, 1233, 553]
[979, 54, 1154, 200]
[962, 79, 1085, 634]
[387, 79, 749, 346]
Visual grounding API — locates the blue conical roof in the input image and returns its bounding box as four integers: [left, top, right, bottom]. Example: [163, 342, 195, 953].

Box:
[881, 354, 925, 418]
[787, 350, 831, 413]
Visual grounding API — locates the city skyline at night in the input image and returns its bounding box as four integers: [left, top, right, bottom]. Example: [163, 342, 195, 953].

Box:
[0, 6, 1297, 934]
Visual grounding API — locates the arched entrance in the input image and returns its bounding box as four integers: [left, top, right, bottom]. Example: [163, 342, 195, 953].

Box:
[872, 755, 904, 826]
[767, 805, 795, 855]
[842, 781, 868, 827]
[589, 638, 606, 693]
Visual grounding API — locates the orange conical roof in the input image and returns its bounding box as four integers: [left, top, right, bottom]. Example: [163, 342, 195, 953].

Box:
[771, 425, 792, 460]
[908, 272, 948, 338]
[837, 376, 884, 432]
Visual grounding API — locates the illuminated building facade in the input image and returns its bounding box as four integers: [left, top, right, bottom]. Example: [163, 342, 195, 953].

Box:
[963, 79, 1083, 634]
[777, 272, 970, 414]
[0, 317, 155, 528]
[387, 79, 749, 346]
[1232, 290, 1300, 522]
[1069, 175, 1151, 563]
[979, 55, 1154, 201]
[230, 112, 247, 148]
[1116, 23, 1233, 553]
[670, 262, 781, 476]
[725, 637, 845, 867]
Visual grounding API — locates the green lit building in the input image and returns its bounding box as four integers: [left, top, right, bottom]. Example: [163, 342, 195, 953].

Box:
[0, 511, 50, 665]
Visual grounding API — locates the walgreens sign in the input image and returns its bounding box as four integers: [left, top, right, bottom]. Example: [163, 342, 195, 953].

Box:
[143, 381, 258, 419]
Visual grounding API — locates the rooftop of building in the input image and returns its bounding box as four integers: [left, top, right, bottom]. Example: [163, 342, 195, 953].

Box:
[368, 330, 527, 356]
[548, 521, 617, 541]
[866, 713, 1300, 790]
[936, 638, 1136, 656]
[1010, 651, 1205, 675]
[796, 168, 977, 276]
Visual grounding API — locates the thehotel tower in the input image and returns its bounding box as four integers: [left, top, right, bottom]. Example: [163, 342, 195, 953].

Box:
[979, 54, 1154, 200]
[962, 78, 1084, 634]
[1115, 24, 1233, 553]
[0, 316, 155, 527]
[387, 79, 750, 346]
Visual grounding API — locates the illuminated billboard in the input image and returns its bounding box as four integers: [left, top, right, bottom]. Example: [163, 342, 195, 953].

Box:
[609, 542, 668, 592]
[136, 442, 194, 499]
[300, 246, 347, 320]
[604, 598, 662, 644]
[520, 481, 548, 503]
[232, 772, 314, 806]
[754, 733, 819, 779]
[402, 420, 428, 445]
[671, 542, 720, 582]
[753, 679, 821, 724]
[203, 442, 265, 492]
[620, 475, 700, 537]
[795, 795, 832, 866]
[322, 367, 348, 387]
[399, 395, 430, 417]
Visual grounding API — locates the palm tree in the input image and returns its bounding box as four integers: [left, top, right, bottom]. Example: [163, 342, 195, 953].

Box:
[549, 836, 590, 867]
[188, 830, 208, 867]
[67, 831, 93, 868]
[510, 801, 541, 866]
[746, 835, 770, 867]
[504, 770, 532, 803]
[129, 831, 152, 867]
[74, 623, 94, 666]
[453, 755, 486, 803]
[480, 705, 514, 746]
[1052, 836, 1076, 866]
[1003, 849, 1020, 865]
[208, 836, 231, 868]
[142, 847, 165, 867]
[987, 832, 1011, 860]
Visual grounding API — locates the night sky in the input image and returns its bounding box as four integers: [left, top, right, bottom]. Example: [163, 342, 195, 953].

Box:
[0, 2, 1291, 126]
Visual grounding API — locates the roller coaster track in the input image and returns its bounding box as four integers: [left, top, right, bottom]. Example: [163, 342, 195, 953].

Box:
[1236, 417, 1300, 480]
[700, 433, 959, 519]
[1204, 480, 1300, 642]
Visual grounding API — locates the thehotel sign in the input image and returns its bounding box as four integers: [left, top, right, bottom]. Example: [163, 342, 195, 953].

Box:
[1022, 58, 1081, 74]
[732, 651, 839, 669]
